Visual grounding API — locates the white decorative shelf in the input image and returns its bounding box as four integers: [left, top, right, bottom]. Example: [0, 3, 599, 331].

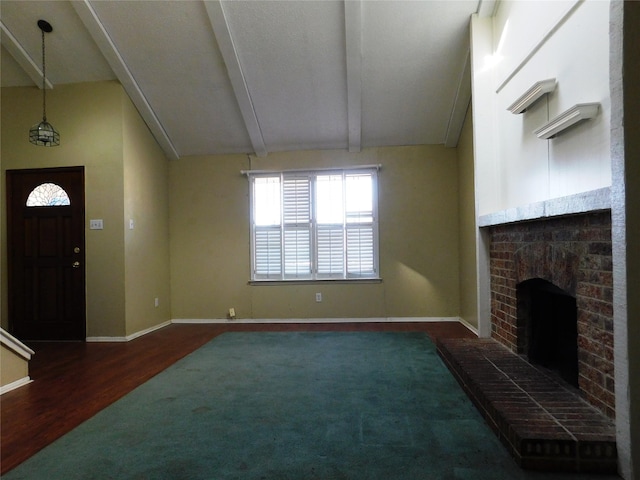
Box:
[507, 78, 557, 114]
[534, 103, 600, 139]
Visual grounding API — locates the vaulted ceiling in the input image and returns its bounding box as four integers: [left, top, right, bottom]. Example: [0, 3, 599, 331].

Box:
[1, 1, 491, 160]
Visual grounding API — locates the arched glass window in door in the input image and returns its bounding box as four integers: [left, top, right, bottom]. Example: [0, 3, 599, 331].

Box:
[26, 183, 71, 207]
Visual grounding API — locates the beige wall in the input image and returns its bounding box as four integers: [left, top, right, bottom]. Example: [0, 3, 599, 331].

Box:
[456, 106, 478, 330]
[170, 146, 460, 320]
[123, 93, 171, 336]
[4, 80, 460, 333]
[1, 81, 171, 338]
[2, 82, 126, 337]
[0, 343, 29, 387]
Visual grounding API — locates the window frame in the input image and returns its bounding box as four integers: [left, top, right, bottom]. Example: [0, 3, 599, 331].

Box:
[248, 166, 380, 282]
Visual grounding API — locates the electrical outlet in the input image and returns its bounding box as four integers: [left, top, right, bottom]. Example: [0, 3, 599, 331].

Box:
[315, 292, 322, 302]
[154, 297, 159, 307]
[229, 307, 236, 319]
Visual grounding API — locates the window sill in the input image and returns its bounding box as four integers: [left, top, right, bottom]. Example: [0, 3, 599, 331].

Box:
[248, 278, 382, 286]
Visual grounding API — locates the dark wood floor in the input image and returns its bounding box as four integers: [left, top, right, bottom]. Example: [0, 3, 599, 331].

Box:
[0, 321, 475, 475]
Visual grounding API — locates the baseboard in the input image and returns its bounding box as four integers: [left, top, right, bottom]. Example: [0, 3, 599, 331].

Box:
[125, 321, 172, 341]
[86, 318, 465, 340]
[172, 317, 462, 324]
[86, 320, 172, 343]
[0, 376, 33, 395]
[458, 317, 479, 336]
[85, 336, 129, 343]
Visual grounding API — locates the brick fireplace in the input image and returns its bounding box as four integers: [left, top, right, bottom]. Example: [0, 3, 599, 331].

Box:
[488, 211, 614, 419]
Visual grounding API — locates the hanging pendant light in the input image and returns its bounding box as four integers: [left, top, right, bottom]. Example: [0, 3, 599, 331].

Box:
[29, 19, 60, 147]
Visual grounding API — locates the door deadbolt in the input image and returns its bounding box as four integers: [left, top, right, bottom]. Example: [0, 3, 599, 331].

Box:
[74, 247, 81, 254]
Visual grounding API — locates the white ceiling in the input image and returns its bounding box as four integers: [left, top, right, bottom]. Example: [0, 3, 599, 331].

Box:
[1, 0, 487, 160]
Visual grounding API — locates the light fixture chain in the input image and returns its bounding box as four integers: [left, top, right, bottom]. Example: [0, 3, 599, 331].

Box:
[41, 27, 47, 121]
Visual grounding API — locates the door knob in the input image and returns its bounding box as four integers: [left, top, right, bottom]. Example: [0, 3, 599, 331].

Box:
[72, 261, 80, 268]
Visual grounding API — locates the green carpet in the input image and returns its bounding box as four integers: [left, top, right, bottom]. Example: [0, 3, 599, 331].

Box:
[4, 332, 620, 479]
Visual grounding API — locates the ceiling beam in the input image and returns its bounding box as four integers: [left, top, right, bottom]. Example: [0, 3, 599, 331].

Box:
[0, 20, 52, 89]
[71, 0, 179, 161]
[344, 0, 363, 153]
[444, 50, 471, 148]
[204, 0, 267, 158]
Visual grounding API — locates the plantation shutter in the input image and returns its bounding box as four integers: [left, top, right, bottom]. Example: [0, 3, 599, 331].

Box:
[346, 225, 374, 276]
[345, 173, 376, 277]
[252, 175, 282, 279]
[283, 176, 312, 278]
[254, 228, 282, 277]
[316, 174, 345, 277]
[248, 167, 378, 281]
[317, 227, 344, 276]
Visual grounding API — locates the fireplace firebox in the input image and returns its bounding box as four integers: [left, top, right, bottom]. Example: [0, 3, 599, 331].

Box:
[517, 278, 578, 388]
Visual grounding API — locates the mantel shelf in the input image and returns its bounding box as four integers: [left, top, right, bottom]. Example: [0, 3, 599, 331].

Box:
[507, 78, 557, 114]
[534, 103, 600, 139]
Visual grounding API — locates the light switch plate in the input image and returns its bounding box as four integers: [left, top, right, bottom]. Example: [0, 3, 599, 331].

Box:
[89, 219, 104, 230]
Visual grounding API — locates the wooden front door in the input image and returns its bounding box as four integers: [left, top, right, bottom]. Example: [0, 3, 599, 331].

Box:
[7, 167, 86, 341]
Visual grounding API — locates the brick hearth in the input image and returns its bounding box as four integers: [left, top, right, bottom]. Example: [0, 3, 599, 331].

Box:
[437, 337, 617, 473]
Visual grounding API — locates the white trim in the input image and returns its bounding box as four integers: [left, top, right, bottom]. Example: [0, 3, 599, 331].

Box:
[249, 278, 382, 285]
[444, 50, 472, 148]
[86, 320, 171, 343]
[86, 336, 128, 343]
[477, 0, 498, 18]
[1, 376, 33, 395]
[470, 13, 496, 341]
[476, 228, 492, 338]
[125, 320, 172, 341]
[242, 164, 381, 176]
[172, 317, 461, 325]
[249, 169, 380, 282]
[0, 328, 35, 360]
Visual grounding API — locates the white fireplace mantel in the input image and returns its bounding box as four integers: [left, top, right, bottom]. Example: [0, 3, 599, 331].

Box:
[478, 187, 611, 227]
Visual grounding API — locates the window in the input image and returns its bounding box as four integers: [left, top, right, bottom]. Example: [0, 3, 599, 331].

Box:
[26, 183, 71, 207]
[249, 168, 379, 281]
